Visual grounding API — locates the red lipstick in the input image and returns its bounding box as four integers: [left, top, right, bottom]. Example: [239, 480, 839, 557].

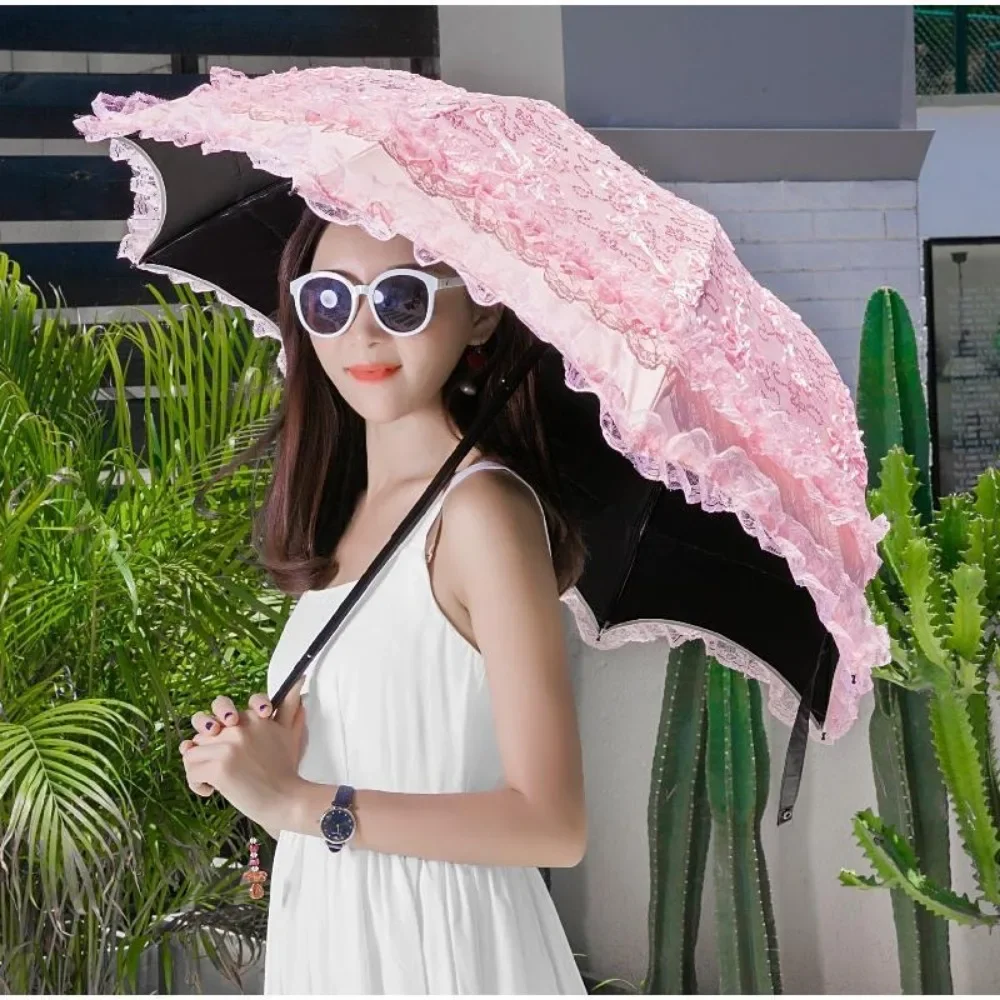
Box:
[346, 364, 401, 382]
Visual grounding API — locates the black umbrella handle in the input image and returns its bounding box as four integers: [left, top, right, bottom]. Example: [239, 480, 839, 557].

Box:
[268, 338, 549, 713]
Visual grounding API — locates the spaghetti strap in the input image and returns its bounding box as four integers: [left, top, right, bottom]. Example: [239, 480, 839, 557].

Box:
[439, 460, 552, 558]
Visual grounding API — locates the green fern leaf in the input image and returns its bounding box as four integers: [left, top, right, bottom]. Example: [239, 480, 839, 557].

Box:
[0, 698, 143, 914]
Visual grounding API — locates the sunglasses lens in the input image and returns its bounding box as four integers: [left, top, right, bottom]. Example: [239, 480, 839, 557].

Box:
[372, 274, 430, 334]
[298, 275, 353, 335]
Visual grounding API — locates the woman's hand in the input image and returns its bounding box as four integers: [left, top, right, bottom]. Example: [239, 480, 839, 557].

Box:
[178, 679, 308, 833]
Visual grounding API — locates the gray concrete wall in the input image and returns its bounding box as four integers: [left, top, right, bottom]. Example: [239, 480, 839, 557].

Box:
[437, 6, 566, 108]
[562, 5, 914, 129]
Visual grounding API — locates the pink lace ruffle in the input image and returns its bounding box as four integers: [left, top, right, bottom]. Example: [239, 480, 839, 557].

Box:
[560, 589, 807, 732]
[73, 65, 890, 740]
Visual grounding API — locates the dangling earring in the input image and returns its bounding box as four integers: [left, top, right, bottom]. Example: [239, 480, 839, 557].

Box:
[457, 341, 487, 396]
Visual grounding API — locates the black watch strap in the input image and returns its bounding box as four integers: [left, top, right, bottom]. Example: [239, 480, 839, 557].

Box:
[321, 784, 356, 854]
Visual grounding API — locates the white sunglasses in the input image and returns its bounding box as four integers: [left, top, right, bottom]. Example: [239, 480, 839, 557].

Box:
[290, 267, 467, 338]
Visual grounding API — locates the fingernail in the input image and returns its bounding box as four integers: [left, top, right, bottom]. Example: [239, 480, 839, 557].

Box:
[205, 720, 215, 730]
[224, 712, 235, 720]
[258, 704, 270, 713]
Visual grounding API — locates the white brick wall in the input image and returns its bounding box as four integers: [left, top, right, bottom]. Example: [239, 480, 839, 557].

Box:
[662, 180, 925, 397]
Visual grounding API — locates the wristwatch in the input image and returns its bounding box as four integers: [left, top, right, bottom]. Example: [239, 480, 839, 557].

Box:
[319, 784, 357, 853]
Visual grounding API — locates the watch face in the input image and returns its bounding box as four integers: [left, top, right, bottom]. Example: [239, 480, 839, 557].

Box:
[321, 805, 355, 844]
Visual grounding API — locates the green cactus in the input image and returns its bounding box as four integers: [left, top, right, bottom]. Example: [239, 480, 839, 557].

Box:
[841, 809, 994, 926]
[930, 691, 1000, 902]
[865, 684, 955, 991]
[642, 644, 780, 995]
[842, 449, 1000, 929]
[644, 642, 711, 994]
[854, 288, 954, 991]
[706, 664, 781, 995]
[857, 288, 932, 520]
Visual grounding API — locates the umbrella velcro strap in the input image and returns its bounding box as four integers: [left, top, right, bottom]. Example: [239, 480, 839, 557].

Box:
[776, 632, 832, 826]
[777, 690, 812, 826]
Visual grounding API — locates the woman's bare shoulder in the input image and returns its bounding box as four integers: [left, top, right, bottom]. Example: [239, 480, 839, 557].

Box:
[437, 467, 554, 607]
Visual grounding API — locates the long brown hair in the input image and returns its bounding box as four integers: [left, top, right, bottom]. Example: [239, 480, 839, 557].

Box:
[201, 204, 586, 597]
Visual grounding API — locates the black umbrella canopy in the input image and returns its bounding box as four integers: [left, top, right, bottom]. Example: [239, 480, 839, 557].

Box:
[532, 346, 835, 722]
[127, 137, 838, 820]
[133, 137, 298, 322]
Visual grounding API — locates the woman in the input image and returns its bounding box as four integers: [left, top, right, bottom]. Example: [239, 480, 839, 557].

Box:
[179, 205, 590, 994]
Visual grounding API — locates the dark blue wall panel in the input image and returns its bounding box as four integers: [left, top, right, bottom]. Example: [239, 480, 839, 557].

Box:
[0, 156, 134, 220]
[0, 72, 207, 138]
[5, 243, 174, 307]
[1, 6, 438, 57]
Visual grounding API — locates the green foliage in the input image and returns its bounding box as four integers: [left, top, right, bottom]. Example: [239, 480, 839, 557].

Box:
[0, 252, 288, 992]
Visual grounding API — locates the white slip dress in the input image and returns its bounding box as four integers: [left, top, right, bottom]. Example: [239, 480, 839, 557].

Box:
[262, 459, 587, 994]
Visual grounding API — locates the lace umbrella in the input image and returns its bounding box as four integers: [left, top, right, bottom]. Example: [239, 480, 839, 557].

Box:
[73, 66, 890, 819]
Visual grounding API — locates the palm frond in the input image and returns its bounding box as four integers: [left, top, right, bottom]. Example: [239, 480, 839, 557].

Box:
[1, 254, 287, 992]
[0, 688, 146, 914]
